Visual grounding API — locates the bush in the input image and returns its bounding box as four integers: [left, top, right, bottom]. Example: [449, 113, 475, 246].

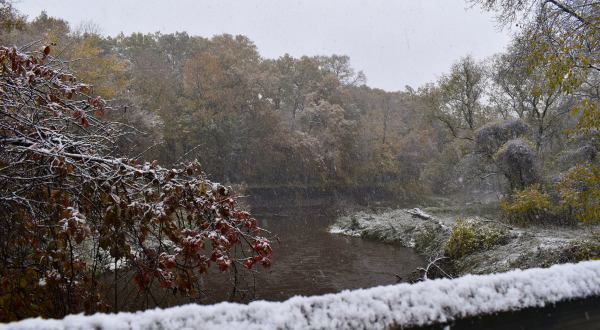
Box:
[494, 139, 538, 190]
[444, 218, 506, 259]
[569, 241, 600, 262]
[501, 165, 600, 225]
[475, 119, 530, 157]
[500, 184, 555, 224]
[557, 164, 600, 224]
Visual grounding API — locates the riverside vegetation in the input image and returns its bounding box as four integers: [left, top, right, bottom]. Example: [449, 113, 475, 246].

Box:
[333, 0, 600, 279]
[332, 206, 600, 278]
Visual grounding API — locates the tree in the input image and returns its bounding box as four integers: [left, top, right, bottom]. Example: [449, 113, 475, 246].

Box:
[314, 54, 366, 87]
[68, 34, 128, 100]
[471, 0, 600, 224]
[434, 56, 487, 139]
[272, 54, 323, 130]
[2, 11, 70, 47]
[180, 35, 271, 182]
[489, 37, 571, 153]
[0, 0, 24, 36]
[471, 0, 600, 132]
[0, 46, 272, 321]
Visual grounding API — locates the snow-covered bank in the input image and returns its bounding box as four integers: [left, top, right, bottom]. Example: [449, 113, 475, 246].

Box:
[331, 208, 600, 275]
[3, 261, 600, 330]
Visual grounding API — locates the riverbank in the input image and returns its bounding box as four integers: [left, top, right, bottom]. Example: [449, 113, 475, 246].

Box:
[330, 207, 600, 277]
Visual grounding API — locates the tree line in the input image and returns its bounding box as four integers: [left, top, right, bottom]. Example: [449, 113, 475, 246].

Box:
[1, 11, 453, 202]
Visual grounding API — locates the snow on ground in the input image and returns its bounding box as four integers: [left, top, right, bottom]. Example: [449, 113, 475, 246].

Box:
[328, 226, 361, 237]
[331, 208, 600, 275]
[3, 260, 600, 330]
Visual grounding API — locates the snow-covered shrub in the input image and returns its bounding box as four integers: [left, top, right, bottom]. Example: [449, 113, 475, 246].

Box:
[475, 119, 530, 157]
[0, 46, 272, 321]
[556, 144, 597, 171]
[494, 138, 538, 190]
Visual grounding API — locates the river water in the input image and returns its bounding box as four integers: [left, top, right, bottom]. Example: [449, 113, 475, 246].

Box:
[117, 197, 425, 309]
[245, 206, 425, 301]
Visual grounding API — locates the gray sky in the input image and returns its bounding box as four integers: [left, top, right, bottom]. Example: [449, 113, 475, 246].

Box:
[14, 0, 511, 91]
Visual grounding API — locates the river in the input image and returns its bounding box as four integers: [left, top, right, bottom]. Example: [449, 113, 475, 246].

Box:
[246, 205, 425, 301]
[189, 190, 426, 303]
[116, 195, 425, 309]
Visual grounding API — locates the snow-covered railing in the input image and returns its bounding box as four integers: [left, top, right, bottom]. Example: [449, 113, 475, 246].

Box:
[3, 260, 600, 330]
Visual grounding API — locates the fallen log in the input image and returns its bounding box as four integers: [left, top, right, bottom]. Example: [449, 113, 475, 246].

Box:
[406, 208, 432, 220]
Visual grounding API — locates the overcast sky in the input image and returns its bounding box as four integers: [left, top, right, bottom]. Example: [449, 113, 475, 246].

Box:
[14, 0, 511, 91]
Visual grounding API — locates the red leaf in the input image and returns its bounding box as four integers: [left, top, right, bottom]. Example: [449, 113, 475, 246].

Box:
[243, 258, 255, 269]
[261, 257, 272, 268]
[94, 108, 105, 118]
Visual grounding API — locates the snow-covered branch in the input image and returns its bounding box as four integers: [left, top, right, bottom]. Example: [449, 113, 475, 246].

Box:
[0, 45, 272, 320]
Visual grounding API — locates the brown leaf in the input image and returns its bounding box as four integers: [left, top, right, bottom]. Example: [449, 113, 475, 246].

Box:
[94, 108, 105, 118]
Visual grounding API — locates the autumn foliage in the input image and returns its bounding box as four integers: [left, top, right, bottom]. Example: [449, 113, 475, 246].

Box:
[0, 46, 271, 321]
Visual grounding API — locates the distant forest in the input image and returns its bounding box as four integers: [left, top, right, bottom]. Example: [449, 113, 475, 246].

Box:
[2, 3, 600, 214]
[0, 12, 486, 202]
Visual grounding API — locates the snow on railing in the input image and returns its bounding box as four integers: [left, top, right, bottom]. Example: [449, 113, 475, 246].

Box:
[3, 260, 600, 330]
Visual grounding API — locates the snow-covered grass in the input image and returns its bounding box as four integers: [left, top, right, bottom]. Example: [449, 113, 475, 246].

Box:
[3, 260, 600, 330]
